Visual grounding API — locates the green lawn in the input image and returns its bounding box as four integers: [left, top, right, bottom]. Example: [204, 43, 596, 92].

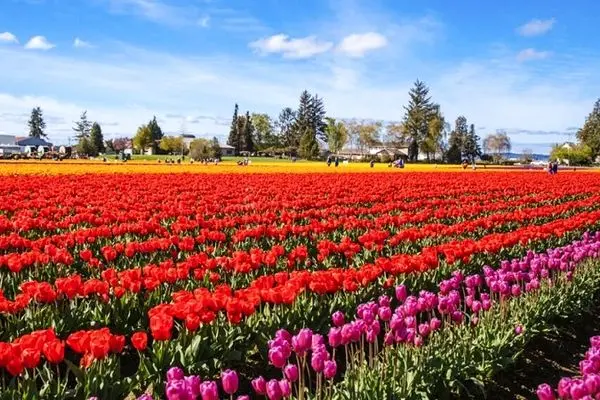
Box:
[130, 154, 311, 163]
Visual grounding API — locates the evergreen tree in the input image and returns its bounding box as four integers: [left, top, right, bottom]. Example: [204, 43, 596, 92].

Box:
[308, 94, 327, 142]
[299, 128, 319, 160]
[277, 107, 297, 148]
[577, 99, 600, 159]
[28, 107, 47, 138]
[462, 123, 482, 162]
[242, 111, 255, 153]
[227, 104, 241, 155]
[211, 137, 222, 160]
[148, 116, 163, 153]
[89, 122, 105, 156]
[291, 90, 313, 148]
[73, 111, 92, 139]
[446, 116, 468, 163]
[402, 80, 435, 161]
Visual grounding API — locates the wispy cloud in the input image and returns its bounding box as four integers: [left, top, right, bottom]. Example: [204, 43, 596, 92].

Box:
[24, 36, 55, 50]
[197, 15, 210, 28]
[104, 0, 198, 26]
[517, 18, 556, 37]
[73, 38, 93, 48]
[249, 34, 333, 59]
[0, 6, 597, 154]
[517, 48, 551, 62]
[337, 32, 387, 57]
[0, 32, 19, 44]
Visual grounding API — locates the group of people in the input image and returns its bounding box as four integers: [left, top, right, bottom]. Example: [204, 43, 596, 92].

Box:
[547, 161, 559, 174]
[326, 156, 340, 167]
[237, 157, 251, 166]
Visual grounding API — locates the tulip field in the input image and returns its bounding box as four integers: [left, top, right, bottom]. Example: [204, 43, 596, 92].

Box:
[2, 165, 600, 399]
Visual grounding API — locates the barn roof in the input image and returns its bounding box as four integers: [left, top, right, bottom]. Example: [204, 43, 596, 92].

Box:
[16, 137, 53, 147]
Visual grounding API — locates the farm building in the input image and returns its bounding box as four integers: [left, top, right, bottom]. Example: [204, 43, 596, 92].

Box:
[337, 145, 409, 161]
[220, 144, 235, 156]
[16, 137, 53, 147]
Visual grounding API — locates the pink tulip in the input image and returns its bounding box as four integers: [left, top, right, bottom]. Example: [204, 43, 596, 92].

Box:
[266, 379, 282, 400]
[283, 364, 298, 382]
[536, 384, 555, 400]
[378, 306, 392, 321]
[199, 381, 218, 400]
[275, 329, 292, 343]
[251, 376, 266, 395]
[331, 311, 345, 327]
[165, 380, 187, 400]
[395, 285, 407, 302]
[221, 370, 239, 395]
[268, 347, 287, 368]
[378, 295, 391, 307]
[279, 379, 291, 397]
[167, 367, 185, 382]
[311, 352, 325, 373]
[514, 325, 523, 335]
[323, 360, 337, 379]
[328, 327, 342, 347]
[185, 375, 202, 398]
[292, 329, 312, 355]
[418, 323, 430, 338]
[429, 317, 441, 331]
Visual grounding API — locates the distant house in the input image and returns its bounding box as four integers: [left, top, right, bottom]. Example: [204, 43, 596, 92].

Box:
[369, 146, 409, 161]
[338, 145, 409, 161]
[0, 135, 16, 145]
[560, 142, 576, 150]
[220, 144, 235, 156]
[181, 134, 195, 149]
[0, 135, 20, 156]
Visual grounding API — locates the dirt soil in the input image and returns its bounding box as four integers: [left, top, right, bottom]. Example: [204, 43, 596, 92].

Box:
[482, 309, 600, 400]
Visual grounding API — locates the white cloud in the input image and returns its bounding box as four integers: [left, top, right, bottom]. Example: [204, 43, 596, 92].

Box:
[0, 32, 596, 153]
[73, 38, 93, 48]
[517, 48, 550, 62]
[249, 34, 333, 59]
[198, 15, 210, 28]
[24, 36, 55, 50]
[337, 32, 387, 57]
[0, 32, 19, 44]
[517, 18, 556, 37]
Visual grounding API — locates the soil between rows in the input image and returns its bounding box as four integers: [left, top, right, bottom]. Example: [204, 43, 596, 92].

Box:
[479, 306, 600, 399]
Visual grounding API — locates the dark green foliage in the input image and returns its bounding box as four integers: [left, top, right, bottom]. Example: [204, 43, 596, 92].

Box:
[89, 122, 105, 156]
[28, 107, 47, 138]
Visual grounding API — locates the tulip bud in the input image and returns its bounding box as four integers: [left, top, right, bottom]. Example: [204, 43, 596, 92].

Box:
[395, 285, 407, 302]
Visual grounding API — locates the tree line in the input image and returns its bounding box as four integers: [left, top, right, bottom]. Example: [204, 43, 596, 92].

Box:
[23, 82, 600, 163]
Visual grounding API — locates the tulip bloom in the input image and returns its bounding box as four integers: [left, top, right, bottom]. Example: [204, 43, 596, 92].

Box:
[221, 369, 239, 395]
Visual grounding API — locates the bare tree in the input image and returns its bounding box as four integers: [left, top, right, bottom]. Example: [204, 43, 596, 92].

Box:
[483, 131, 512, 163]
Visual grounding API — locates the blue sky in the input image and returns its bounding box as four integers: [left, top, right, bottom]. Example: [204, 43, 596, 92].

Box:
[1, 0, 599, 153]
